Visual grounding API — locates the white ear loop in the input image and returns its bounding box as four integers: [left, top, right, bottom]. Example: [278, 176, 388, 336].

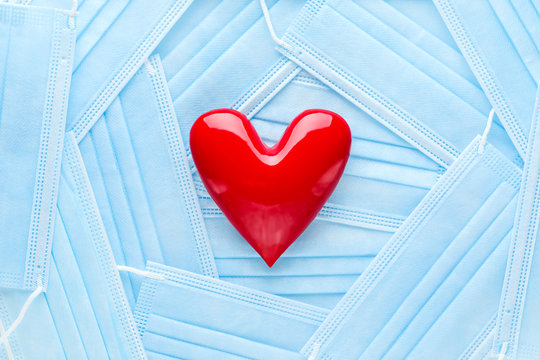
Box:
[117, 265, 165, 280]
[0, 283, 43, 347]
[0, 317, 15, 360]
[259, 0, 293, 51]
[0, 266, 162, 348]
[478, 108, 495, 154]
[69, 0, 77, 29]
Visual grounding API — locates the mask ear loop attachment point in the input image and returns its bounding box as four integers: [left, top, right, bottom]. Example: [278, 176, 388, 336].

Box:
[307, 343, 321, 360]
[259, 0, 293, 52]
[0, 317, 15, 360]
[117, 265, 166, 281]
[68, 0, 78, 29]
[496, 341, 508, 360]
[478, 108, 495, 154]
[0, 280, 44, 347]
[144, 59, 157, 76]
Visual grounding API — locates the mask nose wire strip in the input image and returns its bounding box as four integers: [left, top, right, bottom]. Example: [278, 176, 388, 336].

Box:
[478, 108, 495, 154]
[497, 342, 508, 360]
[0, 318, 15, 360]
[117, 265, 166, 280]
[69, 0, 78, 29]
[259, 0, 293, 51]
[0, 283, 43, 346]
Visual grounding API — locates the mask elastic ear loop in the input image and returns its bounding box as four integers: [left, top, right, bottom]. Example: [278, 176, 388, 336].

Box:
[0, 318, 15, 360]
[0, 282, 43, 347]
[117, 265, 165, 280]
[478, 108, 495, 154]
[259, 0, 293, 51]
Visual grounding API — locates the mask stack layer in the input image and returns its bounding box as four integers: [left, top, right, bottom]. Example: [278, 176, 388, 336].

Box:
[1, 1, 540, 359]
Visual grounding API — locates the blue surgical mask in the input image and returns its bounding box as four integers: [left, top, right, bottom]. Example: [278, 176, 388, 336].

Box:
[301, 136, 521, 360]
[277, 0, 521, 167]
[434, 0, 540, 159]
[0, 289, 66, 359]
[0, 2, 75, 290]
[0, 134, 145, 359]
[492, 87, 540, 360]
[156, 0, 306, 145]
[133, 261, 329, 360]
[78, 55, 217, 307]
[193, 70, 445, 308]
[460, 314, 498, 360]
[28, 0, 194, 142]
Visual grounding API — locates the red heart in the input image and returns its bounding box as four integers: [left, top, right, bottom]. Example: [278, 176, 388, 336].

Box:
[190, 109, 351, 267]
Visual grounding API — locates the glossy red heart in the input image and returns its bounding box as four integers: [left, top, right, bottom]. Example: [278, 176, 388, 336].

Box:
[190, 109, 351, 267]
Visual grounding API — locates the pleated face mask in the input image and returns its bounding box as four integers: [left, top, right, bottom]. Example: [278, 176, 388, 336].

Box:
[78, 55, 217, 308]
[0, 135, 145, 360]
[434, 0, 540, 159]
[276, 0, 521, 167]
[301, 135, 521, 360]
[0, 3, 75, 290]
[492, 87, 540, 360]
[133, 262, 329, 360]
[27, 0, 194, 142]
[155, 0, 306, 145]
[194, 70, 445, 308]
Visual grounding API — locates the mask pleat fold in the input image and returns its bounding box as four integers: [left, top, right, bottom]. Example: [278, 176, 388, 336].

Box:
[363, 197, 516, 359]
[134, 263, 328, 359]
[143, 315, 303, 360]
[73, 0, 130, 70]
[488, 0, 540, 83]
[107, 97, 164, 264]
[164, 0, 255, 96]
[49, 211, 108, 360]
[83, 117, 147, 301]
[56, 179, 126, 360]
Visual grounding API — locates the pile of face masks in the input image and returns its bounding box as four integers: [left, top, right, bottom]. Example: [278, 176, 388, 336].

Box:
[0, 0, 539, 359]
